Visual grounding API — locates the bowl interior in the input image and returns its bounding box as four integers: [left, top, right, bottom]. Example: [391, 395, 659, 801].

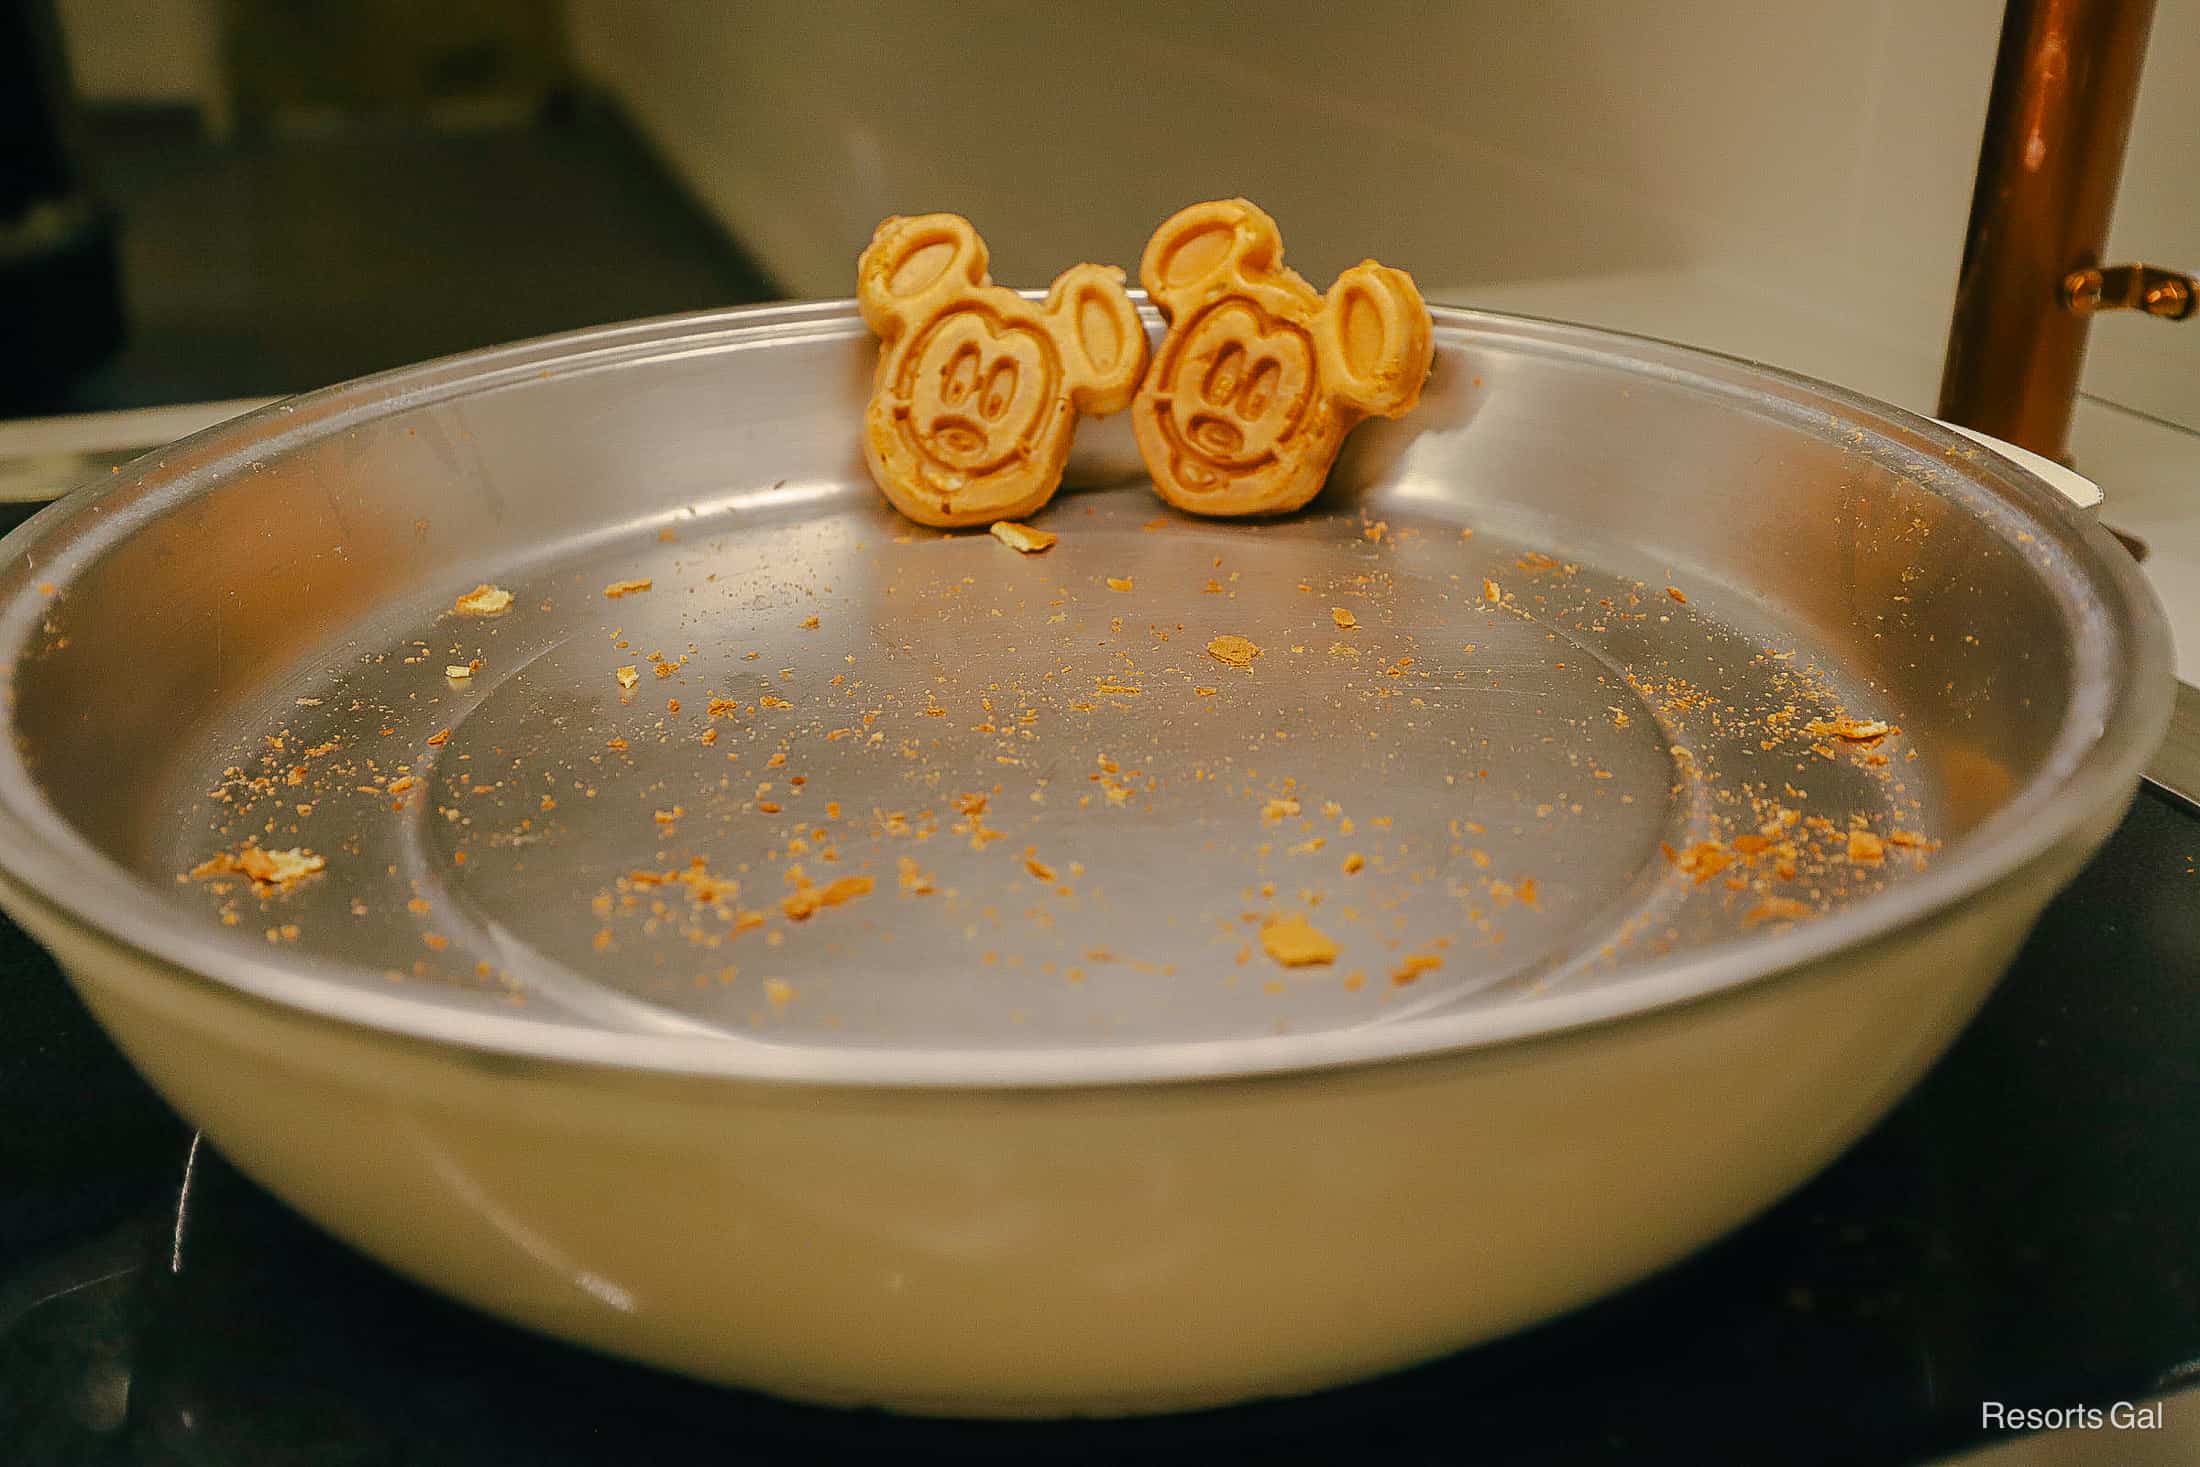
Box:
[0, 305, 2157, 1076]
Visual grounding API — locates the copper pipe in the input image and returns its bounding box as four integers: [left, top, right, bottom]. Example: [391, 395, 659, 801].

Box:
[1937, 0, 2157, 461]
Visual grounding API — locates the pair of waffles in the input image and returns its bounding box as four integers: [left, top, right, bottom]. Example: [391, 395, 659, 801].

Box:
[857, 199, 1434, 528]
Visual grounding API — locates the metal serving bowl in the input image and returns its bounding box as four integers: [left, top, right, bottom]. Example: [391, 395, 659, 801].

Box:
[0, 302, 2169, 1415]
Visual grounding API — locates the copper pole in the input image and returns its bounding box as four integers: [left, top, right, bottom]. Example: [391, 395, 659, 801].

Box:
[1937, 0, 2157, 460]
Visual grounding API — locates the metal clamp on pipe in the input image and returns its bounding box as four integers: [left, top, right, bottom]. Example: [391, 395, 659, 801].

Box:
[2062, 263, 2198, 320]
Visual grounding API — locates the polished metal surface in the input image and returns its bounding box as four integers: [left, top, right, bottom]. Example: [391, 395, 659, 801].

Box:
[0, 302, 2171, 1084]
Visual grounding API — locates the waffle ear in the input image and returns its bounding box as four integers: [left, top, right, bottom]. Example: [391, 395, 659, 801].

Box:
[1138, 198, 1283, 313]
[857, 214, 989, 340]
[1045, 263, 1148, 414]
[1317, 261, 1434, 418]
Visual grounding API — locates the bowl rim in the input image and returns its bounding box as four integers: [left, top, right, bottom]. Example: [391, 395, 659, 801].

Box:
[0, 300, 2173, 1089]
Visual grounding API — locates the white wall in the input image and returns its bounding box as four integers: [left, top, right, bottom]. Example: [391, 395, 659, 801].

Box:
[567, 0, 2197, 432]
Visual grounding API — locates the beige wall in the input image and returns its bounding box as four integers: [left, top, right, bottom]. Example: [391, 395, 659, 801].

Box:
[568, 0, 2197, 430]
[2093, 6, 2200, 429]
[56, 0, 222, 107]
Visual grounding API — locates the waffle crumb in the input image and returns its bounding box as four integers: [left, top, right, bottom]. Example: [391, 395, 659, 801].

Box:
[782, 873, 875, 920]
[625, 862, 740, 905]
[616, 665, 639, 691]
[989, 521, 1058, 554]
[1331, 607, 1357, 629]
[1206, 634, 1261, 667]
[1666, 840, 1734, 883]
[603, 579, 654, 599]
[1392, 953, 1442, 986]
[1807, 716, 1896, 742]
[1260, 913, 1337, 967]
[191, 844, 326, 894]
[453, 584, 512, 617]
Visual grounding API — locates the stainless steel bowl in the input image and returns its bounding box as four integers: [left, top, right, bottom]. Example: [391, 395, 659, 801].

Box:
[0, 302, 2170, 1415]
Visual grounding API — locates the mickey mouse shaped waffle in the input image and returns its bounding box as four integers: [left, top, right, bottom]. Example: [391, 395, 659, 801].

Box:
[1132, 199, 1433, 517]
[858, 214, 1148, 528]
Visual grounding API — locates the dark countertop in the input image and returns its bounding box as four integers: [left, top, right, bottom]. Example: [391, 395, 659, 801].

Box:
[3, 787, 2193, 1465]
